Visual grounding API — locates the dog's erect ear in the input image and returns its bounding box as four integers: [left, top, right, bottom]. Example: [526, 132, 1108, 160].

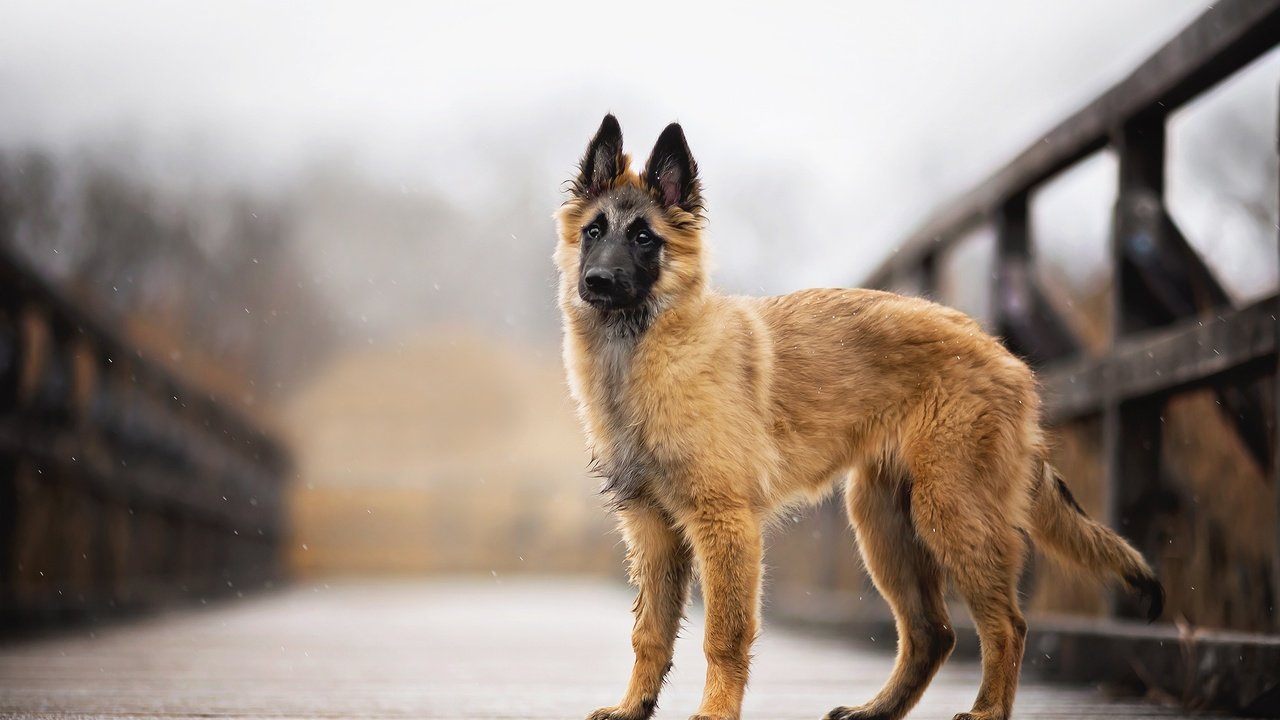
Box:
[643, 122, 701, 212]
[574, 114, 625, 199]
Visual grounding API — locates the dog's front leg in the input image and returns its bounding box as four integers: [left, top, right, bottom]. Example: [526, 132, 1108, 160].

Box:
[687, 507, 763, 720]
[589, 504, 693, 720]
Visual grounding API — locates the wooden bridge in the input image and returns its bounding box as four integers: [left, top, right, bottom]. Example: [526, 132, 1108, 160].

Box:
[0, 579, 1254, 720]
[3, 2, 1280, 718]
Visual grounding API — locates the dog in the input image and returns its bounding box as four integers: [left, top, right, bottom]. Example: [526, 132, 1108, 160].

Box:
[554, 115, 1163, 720]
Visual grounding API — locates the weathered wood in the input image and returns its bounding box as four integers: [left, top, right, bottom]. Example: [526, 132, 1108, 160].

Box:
[773, 586, 1280, 716]
[808, 3, 1280, 709]
[1116, 196, 1232, 325]
[0, 242, 288, 634]
[1106, 118, 1271, 467]
[1041, 297, 1277, 422]
[918, 250, 938, 297]
[0, 455, 15, 618]
[1104, 398, 1164, 620]
[867, 0, 1280, 289]
[994, 195, 1079, 365]
[0, 579, 1258, 720]
[1273, 80, 1280, 630]
[0, 261, 16, 617]
[1106, 116, 1168, 619]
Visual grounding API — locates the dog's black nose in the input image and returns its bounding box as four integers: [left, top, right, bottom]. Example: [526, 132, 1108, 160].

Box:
[583, 268, 616, 292]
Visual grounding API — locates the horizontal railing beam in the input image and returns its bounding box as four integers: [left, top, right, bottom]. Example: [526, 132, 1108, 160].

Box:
[1043, 297, 1277, 422]
[866, 0, 1280, 289]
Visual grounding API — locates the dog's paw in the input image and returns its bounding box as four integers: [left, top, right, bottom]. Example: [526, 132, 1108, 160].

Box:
[689, 715, 737, 720]
[952, 712, 1005, 720]
[824, 706, 895, 720]
[586, 699, 656, 720]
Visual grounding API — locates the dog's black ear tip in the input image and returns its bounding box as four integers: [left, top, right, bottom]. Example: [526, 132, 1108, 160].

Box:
[656, 122, 686, 145]
[597, 114, 622, 137]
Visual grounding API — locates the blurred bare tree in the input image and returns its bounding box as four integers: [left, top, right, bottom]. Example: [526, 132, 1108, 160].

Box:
[0, 149, 337, 411]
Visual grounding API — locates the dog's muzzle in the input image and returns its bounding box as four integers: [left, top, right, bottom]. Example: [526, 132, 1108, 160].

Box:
[579, 269, 639, 310]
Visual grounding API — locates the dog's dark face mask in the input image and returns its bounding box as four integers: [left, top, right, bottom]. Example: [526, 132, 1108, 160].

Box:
[569, 115, 701, 314]
[577, 187, 663, 311]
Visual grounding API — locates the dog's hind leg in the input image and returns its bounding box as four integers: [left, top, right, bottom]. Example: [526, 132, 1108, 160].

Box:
[908, 463, 1028, 720]
[588, 504, 693, 720]
[826, 466, 955, 720]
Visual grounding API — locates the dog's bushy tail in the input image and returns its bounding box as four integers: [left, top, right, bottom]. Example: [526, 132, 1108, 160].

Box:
[1028, 462, 1164, 622]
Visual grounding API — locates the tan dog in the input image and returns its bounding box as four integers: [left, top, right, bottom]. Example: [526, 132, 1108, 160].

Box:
[555, 115, 1162, 720]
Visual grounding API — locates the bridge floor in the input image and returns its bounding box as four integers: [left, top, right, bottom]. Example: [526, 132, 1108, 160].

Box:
[0, 579, 1227, 719]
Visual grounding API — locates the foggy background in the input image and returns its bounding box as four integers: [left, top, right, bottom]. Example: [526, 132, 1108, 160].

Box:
[1, 0, 1275, 579]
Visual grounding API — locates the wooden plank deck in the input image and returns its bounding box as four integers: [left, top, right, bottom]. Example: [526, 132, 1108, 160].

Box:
[0, 579, 1236, 720]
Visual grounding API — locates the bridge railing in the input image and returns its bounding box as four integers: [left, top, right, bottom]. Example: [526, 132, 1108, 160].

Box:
[0, 241, 290, 635]
[768, 1, 1280, 711]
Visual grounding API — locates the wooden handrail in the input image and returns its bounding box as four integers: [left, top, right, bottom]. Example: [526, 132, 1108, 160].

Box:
[865, 0, 1280, 290]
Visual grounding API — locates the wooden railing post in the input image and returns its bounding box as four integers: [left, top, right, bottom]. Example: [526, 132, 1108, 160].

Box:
[1273, 81, 1280, 630]
[919, 251, 938, 298]
[995, 193, 1030, 347]
[1106, 116, 1170, 620]
[993, 194, 1080, 367]
[0, 263, 18, 625]
[0, 238, 290, 632]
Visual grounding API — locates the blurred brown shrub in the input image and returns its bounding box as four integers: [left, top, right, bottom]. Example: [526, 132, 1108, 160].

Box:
[284, 332, 619, 577]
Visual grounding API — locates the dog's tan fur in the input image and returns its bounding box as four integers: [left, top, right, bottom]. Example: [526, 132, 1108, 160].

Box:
[555, 116, 1161, 720]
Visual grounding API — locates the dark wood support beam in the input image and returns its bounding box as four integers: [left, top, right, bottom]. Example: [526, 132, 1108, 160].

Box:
[1044, 297, 1277, 422]
[1119, 202, 1231, 324]
[994, 195, 1080, 366]
[919, 252, 938, 297]
[1273, 81, 1280, 631]
[0, 226, 290, 634]
[1105, 398, 1166, 621]
[1107, 116, 1169, 617]
[1112, 117, 1230, 325]
[0, 277, 18, 620]
[1112, 117, 1271, 469]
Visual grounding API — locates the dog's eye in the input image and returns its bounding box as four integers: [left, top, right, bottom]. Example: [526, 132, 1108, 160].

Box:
[584, 225, 601, 240]
[635, 230, 654, 246]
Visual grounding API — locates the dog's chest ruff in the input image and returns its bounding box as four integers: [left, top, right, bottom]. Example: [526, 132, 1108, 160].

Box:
[585, 334, 665, 506]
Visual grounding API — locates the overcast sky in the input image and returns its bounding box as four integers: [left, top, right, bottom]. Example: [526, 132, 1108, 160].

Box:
[0, 1, 1213, 295]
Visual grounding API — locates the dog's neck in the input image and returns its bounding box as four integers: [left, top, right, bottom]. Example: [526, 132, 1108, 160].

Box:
[565, 285, 706, 348]
[597, 304, 655, 341]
